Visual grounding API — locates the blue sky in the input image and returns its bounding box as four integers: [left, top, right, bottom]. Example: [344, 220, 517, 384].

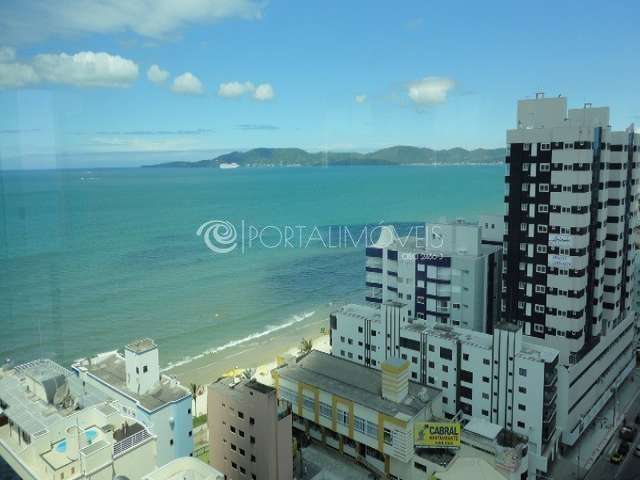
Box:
[0, 0, 638, 168]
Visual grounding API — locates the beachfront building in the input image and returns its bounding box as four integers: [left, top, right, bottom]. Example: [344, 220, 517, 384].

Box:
[207, 378, 293, 480]
[143, 456, 224, 480]
[72, 338, 193, 466]
[501, 95, 639, 448]
[330, 302, 558, 475]
[274, 350, 530, 480]
[0, 359, 157, 480]
[365, 219, 502, 333]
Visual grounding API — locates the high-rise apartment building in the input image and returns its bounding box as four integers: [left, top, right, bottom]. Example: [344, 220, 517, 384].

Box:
[365, 219, 502, 333]
[501, 95, 639, 446]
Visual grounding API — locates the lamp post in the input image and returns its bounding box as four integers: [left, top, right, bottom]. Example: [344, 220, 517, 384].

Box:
[576, 417, 584, 480]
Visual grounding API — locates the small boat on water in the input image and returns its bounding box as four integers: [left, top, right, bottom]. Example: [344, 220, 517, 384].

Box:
[219, 162, 239, 169]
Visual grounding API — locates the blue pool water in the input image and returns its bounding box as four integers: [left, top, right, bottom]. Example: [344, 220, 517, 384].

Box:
[54, 428, 99, 453]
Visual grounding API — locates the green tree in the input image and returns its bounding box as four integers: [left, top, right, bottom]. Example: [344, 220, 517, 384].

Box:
[190, 383, 199, 415]
[298, 338, 313, 355]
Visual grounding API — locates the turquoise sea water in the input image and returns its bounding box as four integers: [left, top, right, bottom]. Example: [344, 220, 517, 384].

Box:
[0, 165, 504, 368]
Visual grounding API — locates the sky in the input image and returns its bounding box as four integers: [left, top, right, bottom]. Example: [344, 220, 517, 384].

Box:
[0, 0, 638, 169]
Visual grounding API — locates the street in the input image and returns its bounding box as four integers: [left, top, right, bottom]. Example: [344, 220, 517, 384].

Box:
[584, 372, 640, 480]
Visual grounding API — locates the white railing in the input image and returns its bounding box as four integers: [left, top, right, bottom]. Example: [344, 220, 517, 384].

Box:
[112, 428, 151, 458]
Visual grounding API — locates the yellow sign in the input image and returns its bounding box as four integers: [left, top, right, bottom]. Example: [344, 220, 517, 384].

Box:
[414, 422, 461, 448]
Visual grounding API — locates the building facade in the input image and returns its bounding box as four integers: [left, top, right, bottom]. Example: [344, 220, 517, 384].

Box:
[330, 301, 558, 475]
[275, 351, 530, 480]
[207, 378, 293, 480]
[365, 220, 502, 333]
[72, 339, 193, 466]
[501, 95, 639, 446]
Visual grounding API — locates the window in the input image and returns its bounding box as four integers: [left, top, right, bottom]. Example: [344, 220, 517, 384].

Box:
[250, 436, 255, 444]
[535, 285, 545, 293]
[251, 455, 256, 462]
[230, 426, 236, 433]
[519, 368, 527, 377]
[517, 421, 525, 428]
[232, 462, 237, 470]
[537, 224, 547, 233]
[536, 265, 547, 274]
[538, 204, 548, 213]
[440, 347, 453, 360]
[536, 244, 547, 254]
[540, 163, 550, 172]
[518, 386, 527, 394]
[539, 183, 549, 192]
[535, 304, 545, 313]
[143, 365, 148, 373]
[442, 380, 448, 388]
[238, 411, 244, 419]
[250, 417, 255, 425]
[541, 143, 550, 151]
[518, 404, 526, 411]
[170, 439, 174, 445]
[383, 428, 393, 445]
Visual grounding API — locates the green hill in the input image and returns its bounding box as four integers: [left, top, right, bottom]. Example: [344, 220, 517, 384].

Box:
[143, 146, 505, 168]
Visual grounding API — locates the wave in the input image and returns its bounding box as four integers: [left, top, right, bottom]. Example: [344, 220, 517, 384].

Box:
[161, 310, 316, 372]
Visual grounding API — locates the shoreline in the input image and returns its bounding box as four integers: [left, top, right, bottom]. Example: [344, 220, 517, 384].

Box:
[165, 310, 332, 389]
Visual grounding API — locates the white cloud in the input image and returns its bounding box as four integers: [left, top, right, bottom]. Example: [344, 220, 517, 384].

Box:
[217, 81, 274, 101]
[355, 94, 366, 104]
[218, 81, 255, 98]
[0, 0, 265, 44]
[32, 51, 138, 87]
[171, 72, 204, 95]
[0, 46, 16, 63]
[407, 76, 455, 105]
[0, 50, 138, 88]
[253, 83, 274, 101]
[0, 62, 39, 87]
[147, 64, 169, 84]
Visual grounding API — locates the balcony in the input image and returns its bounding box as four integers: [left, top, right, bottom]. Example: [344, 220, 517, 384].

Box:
[544, 370, 557, 387]
[543, 386, 557, 406]
[112, 427, 152, 459]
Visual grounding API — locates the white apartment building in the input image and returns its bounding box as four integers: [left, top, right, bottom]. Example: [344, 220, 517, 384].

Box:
[0, 359, 157, 480]
[274, 351, 530, 480]
[72, 339, 193, 466]
[502, 95, 639, 447]
[365, 220, 502, 333]
[330, 301, 558, 476]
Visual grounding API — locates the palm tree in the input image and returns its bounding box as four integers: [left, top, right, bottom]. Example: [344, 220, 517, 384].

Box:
[190, 383, 198, 415]
[298, 337, 313, 355]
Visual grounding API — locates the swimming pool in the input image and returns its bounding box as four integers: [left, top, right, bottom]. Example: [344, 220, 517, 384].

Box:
[54, 428, 99, 453]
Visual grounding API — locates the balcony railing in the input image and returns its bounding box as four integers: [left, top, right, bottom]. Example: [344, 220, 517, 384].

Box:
[112, 428, 152, 458]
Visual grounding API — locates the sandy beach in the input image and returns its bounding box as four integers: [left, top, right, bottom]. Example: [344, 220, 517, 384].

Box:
[164, 312, 329, 390]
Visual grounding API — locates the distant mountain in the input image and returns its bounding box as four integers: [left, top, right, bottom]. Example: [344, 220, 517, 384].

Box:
[143, 146, 506, 168]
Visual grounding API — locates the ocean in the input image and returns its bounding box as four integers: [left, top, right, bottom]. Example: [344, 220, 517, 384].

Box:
[0, 164, 504, 477]
[0, 165, 504, 368]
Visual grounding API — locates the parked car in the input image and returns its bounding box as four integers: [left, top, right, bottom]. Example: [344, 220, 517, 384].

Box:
[620, 425, 637, 442]
[618, 441, 631, 456]
[610, 451, 623, 464]
[635, 445, 640, 458]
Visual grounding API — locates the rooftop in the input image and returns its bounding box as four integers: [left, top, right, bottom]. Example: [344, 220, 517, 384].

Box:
[277, 350, 440, 420]
[209, 377, 276, 398]
[0, 359, 108, 438]
[143, 457, 224, 480]
[76, 352, 189, 412]
[126, 338, 157, 354]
